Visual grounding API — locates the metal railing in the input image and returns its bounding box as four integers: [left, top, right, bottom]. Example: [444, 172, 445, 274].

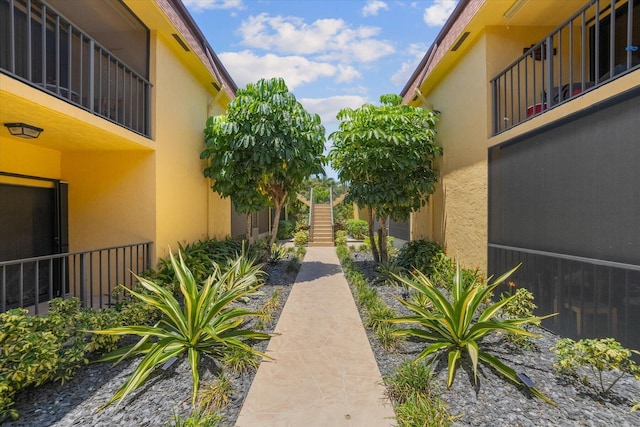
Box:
[329, 186, 334, 239]
[489, 243, 640, 350]
[491, 0, 639, 134]
[0, 0, 151, 136]
[0, 241, 152, 314]
[308, 187, 314, 242]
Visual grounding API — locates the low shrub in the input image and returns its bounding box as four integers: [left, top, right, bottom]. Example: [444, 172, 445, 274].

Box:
[293, 230, 309, 246]
[334, 230, 347, 246]
[0, 298, 122, 422]
[553, 337, 640, 395]
[345, 219, 368, 239]
[396, 239, 446, 277]
[276, 220, 296, 240]
[500, 287, 539, 349]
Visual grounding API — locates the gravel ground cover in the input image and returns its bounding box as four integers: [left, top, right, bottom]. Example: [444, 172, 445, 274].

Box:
[349, 253, 640, 427]
[5, 255, 299, 427]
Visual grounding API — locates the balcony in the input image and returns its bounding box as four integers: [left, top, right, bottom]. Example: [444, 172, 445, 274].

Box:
[491, 0, 640, 135]
[0, 0, 151, 137]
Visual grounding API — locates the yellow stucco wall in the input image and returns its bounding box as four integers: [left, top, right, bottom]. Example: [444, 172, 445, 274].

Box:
[0, 138, 61, 180]
[152, 33, 231, 260]
[414, 33, 490, 269]
[62, 151, 155, 252]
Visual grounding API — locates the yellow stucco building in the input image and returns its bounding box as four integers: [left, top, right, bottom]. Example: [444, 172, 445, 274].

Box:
[0, 0, 237, 311]
[402, 0, 640, 349]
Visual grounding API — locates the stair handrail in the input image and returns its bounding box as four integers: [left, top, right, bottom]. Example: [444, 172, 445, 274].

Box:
[308, 187, 313, 242]
[329, 187, 334, 241]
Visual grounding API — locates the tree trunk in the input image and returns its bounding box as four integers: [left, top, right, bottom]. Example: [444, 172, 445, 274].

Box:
[269, 193, 286, 252]
[378, 215, 389, 264]
[246, 213, 254, 244]
[367, 207, 380, 263]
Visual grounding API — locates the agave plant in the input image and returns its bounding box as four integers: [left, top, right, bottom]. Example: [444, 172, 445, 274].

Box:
[388, 262, 555, 404]
[91, 250, 270, 408]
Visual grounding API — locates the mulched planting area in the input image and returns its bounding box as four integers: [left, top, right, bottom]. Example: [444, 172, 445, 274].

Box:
[5, 255, 299, 427]
[349, 253, 640, 427]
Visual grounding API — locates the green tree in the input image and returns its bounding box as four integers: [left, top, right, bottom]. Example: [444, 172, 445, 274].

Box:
[201, 78, 326, 248]
[328, 94, 441, 263]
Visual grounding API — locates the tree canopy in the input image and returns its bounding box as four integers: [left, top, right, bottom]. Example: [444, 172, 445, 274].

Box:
[328, 93, 441, 262]
[201, 77, 326, 248]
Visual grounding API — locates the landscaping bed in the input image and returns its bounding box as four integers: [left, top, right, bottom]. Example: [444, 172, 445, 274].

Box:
[346, 252, 640, 427]
[4, 253, 300, 427]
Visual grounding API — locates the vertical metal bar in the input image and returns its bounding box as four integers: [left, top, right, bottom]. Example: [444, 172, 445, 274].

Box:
[55, 16, 60, 92]
[532, 49, 537, 111]
[89, 251, 94, 308]
[517, 62, 521, 124]
[145, 82, 151, 136]
[129, 72, 133, 128]
[1, 266, 6, 313]
[26, 0, 32, 80]
[524, 55, 529, 119]
[581, 11, 586, 90]
[68, 24, 72, 100]
[546, 35, 553, 109]
[146, 242, 151, 272]
[80, 253, 89, 308]
[9, 0, 15, 73]
[98, 48, 103, 113]
[88, 39, 94, 112]
[129, 245, 133, 287]
[48, 258, 53, 300]
[491, 79, 498, 134]
[595, 0, 600, 83]
[19, 264, 24, 308]
[136, 77, 140, 132]
[628, 0, 634, 69]
[569, 17, 574, 98]
[78, 34, 83, 103]
[99, 250, 103, 309]
[107, 250, 112, 307]
[558, 30, 563, 102]
[108, 55, 112, 118]
[609, 0, 616, 79]
[115, 63, 119, 121]
[34, 262, 39, 315]
[509, 70, 514, 124]
[41, 4, 46, 84]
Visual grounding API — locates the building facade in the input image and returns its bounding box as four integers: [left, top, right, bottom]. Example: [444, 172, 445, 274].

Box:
[0, 0, 240, 311]
[402, 0, 640, 349]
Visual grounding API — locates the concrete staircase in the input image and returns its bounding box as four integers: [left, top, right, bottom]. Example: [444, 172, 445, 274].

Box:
[308, 204, 334, 247]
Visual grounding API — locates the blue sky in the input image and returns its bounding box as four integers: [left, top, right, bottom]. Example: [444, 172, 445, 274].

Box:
[183, 0, 458, 175]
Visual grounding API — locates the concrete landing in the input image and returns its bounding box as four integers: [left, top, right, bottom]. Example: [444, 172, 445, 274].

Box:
[235, 247, 395, 427]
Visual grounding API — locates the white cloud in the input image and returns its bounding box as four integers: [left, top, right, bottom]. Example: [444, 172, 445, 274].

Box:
[182, 0, 244, 12]
[219, 51, 359, 90]
[390, 42, 428, 86]
[335, 65, 362, 83]
[423, 0, 457, 27]
[362, 0, 388, 16]
[300, 95, 369, 126]
[237, 14, 394, 63]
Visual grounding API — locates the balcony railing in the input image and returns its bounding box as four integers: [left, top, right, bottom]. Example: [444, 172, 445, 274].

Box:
[0, 242, 152, 314]
[0, 0, 151, 137]
[491, 0, 639, 135]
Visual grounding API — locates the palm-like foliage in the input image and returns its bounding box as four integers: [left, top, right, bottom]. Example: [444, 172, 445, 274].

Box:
[91, 250, 270, 408]
[388, 263, 555, 404]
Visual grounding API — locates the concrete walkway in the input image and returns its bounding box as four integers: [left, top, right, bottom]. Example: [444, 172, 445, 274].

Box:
[235, 247, 396, 427]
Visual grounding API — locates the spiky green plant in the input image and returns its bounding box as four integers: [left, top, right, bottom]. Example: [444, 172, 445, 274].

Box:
[91, 250, 270, 409]
[388, 263, 555, 404]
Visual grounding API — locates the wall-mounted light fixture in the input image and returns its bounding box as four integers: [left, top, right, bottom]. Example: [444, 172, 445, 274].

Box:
[4, 122, 44, 139]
